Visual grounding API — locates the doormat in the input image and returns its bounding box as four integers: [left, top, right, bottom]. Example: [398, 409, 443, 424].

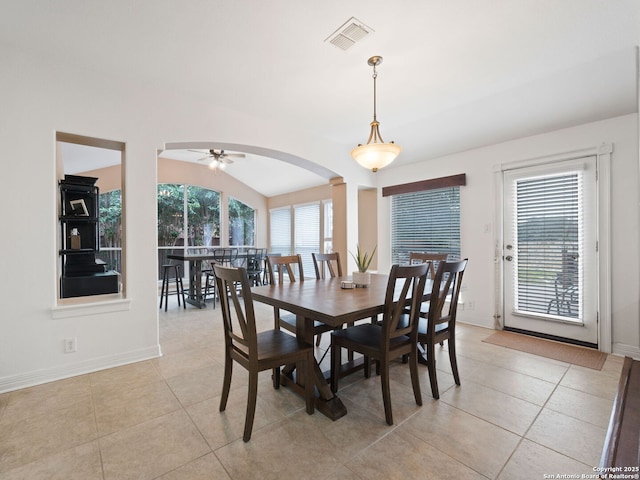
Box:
[482, 330, 606, 370]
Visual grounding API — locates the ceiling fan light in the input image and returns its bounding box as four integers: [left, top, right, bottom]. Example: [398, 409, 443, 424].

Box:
[350, 142, 402, 172]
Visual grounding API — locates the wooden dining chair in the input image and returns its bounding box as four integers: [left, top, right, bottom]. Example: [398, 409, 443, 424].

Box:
[312, 252, 343, 279]
[214, 264, 314, 442]
[330, 263, 429, 425]
[311, 252, 346, 349]
[408, 252, 448, 279]
[407, 252, 449, 335]
[417, 259, 468, 399]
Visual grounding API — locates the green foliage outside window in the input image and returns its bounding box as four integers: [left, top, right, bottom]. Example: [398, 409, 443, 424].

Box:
[228, 197, 255, 246]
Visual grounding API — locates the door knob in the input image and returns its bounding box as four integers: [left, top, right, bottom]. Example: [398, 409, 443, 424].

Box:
[505, 255, 513, 261]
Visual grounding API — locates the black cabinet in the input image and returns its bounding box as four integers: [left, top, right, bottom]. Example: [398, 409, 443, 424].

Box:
[59, 175, 119, 298]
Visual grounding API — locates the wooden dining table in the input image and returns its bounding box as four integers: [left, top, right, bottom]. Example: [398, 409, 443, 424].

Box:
[251, 273, 432, 420]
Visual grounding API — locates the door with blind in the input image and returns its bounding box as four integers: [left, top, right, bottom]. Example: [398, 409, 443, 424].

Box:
[503, 156, 598, 346]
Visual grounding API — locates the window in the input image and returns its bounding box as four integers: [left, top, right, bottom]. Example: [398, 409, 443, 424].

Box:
[323, 200, 333, 253]
[228, 197, 255, 247]
[294, 203, 320, 276]
[269, 201, 331, 278]
[512, 171, 583, 319]
[187, 186, 221, 246]
[157, 184, 220, 279]
[98, 189, 122, 273]
[269, 207, 291, 255]
[391, 187, 461, 265]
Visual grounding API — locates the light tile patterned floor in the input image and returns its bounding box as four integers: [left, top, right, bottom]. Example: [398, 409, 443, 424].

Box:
[0, 299, 623, 479]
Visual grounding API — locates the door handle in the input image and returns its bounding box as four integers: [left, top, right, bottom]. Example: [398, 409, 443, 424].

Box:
[505, 255, 513, 262]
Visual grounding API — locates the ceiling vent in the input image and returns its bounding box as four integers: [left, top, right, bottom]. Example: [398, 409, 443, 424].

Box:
[325, 17, 373, 51]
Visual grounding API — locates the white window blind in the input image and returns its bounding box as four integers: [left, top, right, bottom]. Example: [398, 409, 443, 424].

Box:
[391, 187, 460, 265]
[323, 200, 333, 253]
[513, 171, 583, 320]
[294, 203, 320, 277]
[269, 207, 291, 255]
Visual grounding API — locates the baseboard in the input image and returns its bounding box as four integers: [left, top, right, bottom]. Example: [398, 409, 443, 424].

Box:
[0, 345, 162, 394]
[612, 343, 640, 360]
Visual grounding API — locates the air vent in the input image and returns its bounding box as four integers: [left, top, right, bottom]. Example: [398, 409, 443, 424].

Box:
[325, 17, 373, 51]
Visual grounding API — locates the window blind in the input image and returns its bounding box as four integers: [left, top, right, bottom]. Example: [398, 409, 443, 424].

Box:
[294, 203, 320, 277]
[269, 207, 291, 255]
[391, 187, 461, 265]
[513, 171, 583, 320]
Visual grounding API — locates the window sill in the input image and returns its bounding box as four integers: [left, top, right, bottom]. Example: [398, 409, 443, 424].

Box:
[52, 295, 131, 319]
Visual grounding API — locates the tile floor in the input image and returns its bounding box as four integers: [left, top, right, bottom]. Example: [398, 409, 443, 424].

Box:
[0, 299, 623, 479]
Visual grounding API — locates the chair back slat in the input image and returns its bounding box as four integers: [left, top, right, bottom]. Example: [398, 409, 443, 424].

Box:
[266, 254, 304, 284]
[312, 252, 343, 279]
[409, 252, 448, 279]
[381, 263, 429, 344]
[214, 265, 257, 359]
[428, 259, 468, 332]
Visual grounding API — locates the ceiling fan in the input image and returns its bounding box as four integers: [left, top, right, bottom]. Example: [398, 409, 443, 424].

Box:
[189, 149, 245, 169]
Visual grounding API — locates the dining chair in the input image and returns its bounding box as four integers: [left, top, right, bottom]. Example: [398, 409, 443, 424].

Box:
[312, 252, 343, 279]
[407, 252, 449, 334]
[330, 263, 429, 425]
[408, 252, 448, 279]
[214, 264, 314, 442]
[245, 248, 265, 286]
[416, 259, 468, 399]
[267, 254, 336, 350]
[310, 252, 346, 349]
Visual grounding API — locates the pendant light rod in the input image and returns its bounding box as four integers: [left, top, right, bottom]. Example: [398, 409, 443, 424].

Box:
[350, 55, 402, 172]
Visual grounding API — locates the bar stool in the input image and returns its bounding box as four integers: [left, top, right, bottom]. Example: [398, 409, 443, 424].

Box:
[159, 263, 186, 311]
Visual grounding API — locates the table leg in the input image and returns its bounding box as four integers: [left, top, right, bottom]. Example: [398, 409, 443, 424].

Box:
[184, 260, 207, 308]
[280, 314, 347, 420]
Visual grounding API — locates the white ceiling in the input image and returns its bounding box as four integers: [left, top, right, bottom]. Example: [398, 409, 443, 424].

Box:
[5, 1, 639, 196]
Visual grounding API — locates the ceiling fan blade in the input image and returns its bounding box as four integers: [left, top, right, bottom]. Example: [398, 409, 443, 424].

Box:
[223, 158, 235, 164]
[195, 155, 211, 162]
[223, 153, 245, 158]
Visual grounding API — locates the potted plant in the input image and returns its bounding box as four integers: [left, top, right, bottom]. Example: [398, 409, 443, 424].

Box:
[350, 244, 376, 286]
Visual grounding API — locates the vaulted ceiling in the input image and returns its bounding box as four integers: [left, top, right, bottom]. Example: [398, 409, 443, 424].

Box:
[3, 1, 638, 195]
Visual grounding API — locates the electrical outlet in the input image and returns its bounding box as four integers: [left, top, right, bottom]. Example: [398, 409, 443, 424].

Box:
[64, 338, 77, 353]
[467, 301, 475, 310]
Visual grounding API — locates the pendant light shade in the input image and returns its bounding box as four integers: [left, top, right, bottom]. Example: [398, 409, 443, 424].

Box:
[351, 56, 401, 172]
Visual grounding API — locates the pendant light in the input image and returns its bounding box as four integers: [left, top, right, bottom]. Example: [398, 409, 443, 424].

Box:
[350, 56, 401, 172]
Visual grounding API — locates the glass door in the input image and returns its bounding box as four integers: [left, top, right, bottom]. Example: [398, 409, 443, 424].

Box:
[503, 156, 598, 346]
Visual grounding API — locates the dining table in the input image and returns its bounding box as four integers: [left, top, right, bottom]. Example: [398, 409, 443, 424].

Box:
[251, 273, 432, 420]
[167, 251, 218, 308]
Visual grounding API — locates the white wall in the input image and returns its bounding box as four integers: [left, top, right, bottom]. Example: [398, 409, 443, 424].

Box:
[376, 114, 640, 356]
[0, 44, 367, 393]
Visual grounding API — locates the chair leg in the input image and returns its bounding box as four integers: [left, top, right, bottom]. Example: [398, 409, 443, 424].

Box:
[272, 367, 280, 389]
[426, 342, 439, 400]
[364, 355, 371, 378]
[380, 358, 393, 425]
[159, 269, 167, 309]
[409, 349, 423, 406]
[173, 268, 182, 308]
[315, 332, 322, 347]
[448, 337, 460, 386]
[177, 274, 186, 309]
[243, 371, 259, 442]
[219, 353, 233, 412]
[346, 322, 354, 362]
